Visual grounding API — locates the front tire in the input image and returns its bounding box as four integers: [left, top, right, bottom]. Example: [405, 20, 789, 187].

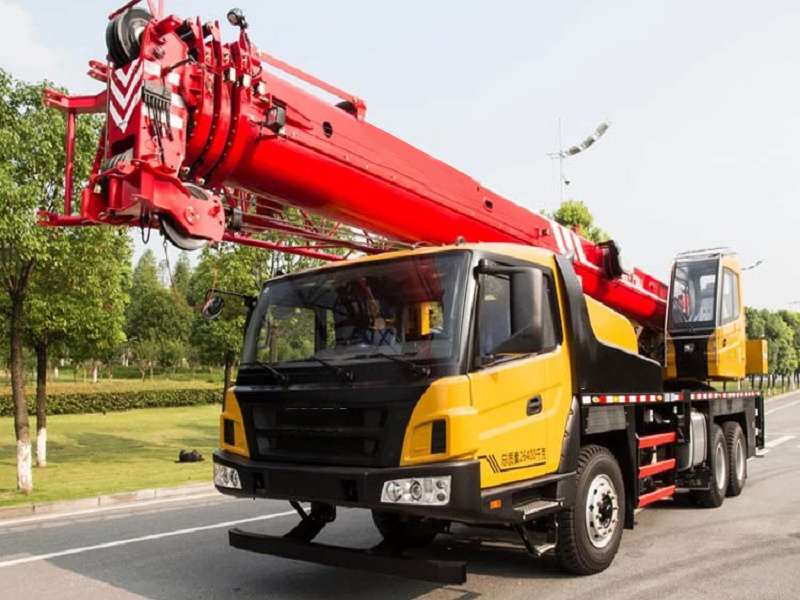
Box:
[693, 424, 728, 508]
[723, 421, 747, 497]
[556, 445, 625, 575]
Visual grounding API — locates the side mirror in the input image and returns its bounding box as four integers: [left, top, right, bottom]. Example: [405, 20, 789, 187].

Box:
[202, 296, 226, 321]
[488, 268, 545, 355]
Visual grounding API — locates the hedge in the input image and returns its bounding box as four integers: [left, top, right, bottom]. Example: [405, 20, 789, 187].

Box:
[0, 388, 220, 417]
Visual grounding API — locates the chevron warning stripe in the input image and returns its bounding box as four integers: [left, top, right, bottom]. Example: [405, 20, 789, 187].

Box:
[109, 59, 143, 133]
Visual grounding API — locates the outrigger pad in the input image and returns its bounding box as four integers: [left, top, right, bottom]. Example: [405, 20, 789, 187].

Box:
[228, 528, 467, 585]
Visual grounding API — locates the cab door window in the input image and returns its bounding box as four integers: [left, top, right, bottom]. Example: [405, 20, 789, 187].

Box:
[477, 274, 511, 357]
[720, 268, 740, 324]
[476, 270, 559, 364]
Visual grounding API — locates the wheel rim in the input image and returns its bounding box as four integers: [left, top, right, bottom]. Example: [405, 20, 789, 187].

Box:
[585, 474, 619, 549]
[715, 442, 727, 492]
[735, 437, 745, 482]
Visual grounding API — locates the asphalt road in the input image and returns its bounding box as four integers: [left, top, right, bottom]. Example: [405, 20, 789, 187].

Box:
[2, 392, 800, 600]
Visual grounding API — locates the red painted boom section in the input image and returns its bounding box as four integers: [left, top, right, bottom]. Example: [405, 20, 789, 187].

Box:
[43, 3, 668, 330]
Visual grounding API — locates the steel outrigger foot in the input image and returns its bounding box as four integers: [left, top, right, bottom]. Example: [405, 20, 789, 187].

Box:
[228, 527, 467, 584]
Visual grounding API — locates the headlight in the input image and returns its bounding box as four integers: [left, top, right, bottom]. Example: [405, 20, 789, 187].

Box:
[214, 463, 242, 489]
[380, 476, 451, 506]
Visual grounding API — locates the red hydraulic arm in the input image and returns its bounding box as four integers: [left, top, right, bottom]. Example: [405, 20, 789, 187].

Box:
[42, 2, 668, 330]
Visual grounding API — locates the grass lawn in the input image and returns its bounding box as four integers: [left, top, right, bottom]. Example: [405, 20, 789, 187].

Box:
[0, 404, 220, 507]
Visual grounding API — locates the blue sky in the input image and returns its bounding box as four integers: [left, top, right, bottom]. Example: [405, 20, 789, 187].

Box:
[2, 0, 798, 309]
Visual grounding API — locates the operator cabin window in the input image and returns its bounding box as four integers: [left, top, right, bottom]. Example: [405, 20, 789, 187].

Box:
[721, 268, 740, 323]
[477, 270, 558, 359]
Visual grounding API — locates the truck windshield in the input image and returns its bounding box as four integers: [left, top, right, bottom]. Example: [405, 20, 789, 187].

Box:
[668, 258, 719, 330]
[241, 252, 470, 367]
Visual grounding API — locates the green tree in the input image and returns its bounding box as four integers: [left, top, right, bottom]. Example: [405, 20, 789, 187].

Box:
[763, 311, 797, 381]
[126, 250, 192, 376]
[745, 307, 766, 339]
[0, 71, 98, 491]
[546, 199, 608, 243]
[25, 227, 131, 465]
[171, 252, 192, 301]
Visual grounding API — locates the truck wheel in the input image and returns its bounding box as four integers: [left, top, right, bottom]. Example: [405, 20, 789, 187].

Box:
[693, 424, 728, 508]
[556, 445, 625, 575]
[723, 422, 747, 497]
[371, 510, 442, 548]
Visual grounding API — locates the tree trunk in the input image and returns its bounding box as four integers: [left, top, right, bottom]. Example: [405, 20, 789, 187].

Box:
[223, 352, 234, 402]
[92, 360, 99, 384]
[10, 293, 32, 492]
[35, 341, 48, 467]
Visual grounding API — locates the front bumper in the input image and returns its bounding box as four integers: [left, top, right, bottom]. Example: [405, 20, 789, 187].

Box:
[213, 449, 488, 523]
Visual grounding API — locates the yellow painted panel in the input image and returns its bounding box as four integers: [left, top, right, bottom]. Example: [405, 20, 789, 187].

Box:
[709, 317, 745, 380]
[585, 296, 638, 353]
[220, 388, 250, 457]
[399, 376, 479, 465]
[746, 339, 769, 375]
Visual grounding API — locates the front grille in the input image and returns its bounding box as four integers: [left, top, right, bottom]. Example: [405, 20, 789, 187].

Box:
[241, 389, 420, 467]
[253, 404, 386, 461]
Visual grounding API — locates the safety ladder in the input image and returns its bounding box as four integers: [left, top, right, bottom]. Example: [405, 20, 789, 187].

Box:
[637, 432, 677, 508]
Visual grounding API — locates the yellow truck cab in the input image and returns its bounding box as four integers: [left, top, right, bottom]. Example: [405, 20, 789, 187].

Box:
[665, 248, 763, 382]
[213, 243, 765, 583]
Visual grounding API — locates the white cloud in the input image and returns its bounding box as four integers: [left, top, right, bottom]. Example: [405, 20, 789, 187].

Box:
[0, 1, 62, 80]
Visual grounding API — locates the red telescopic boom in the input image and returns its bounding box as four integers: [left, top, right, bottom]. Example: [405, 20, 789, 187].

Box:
[42, 3, 668, 330]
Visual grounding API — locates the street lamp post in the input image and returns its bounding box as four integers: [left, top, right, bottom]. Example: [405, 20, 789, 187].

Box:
[548, 120, 611, 204]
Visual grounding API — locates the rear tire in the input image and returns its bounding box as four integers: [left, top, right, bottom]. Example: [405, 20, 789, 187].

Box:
[693, 424, 728, 508]
[371, 510, 442, 549]
[556, 445, 625, 575]
[723, 421, 747, 497]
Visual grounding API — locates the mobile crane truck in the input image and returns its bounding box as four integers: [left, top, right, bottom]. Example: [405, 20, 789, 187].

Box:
[42, 2, 769, 584]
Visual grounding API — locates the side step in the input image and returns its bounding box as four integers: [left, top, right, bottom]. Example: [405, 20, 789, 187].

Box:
[229, 528, 467, 585]
[514, 499, 562, 521]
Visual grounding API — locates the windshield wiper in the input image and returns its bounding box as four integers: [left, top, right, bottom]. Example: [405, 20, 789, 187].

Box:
[239, 361, 289, 385]
[349, 352, 431, 381]
[309, 357, 354, 383]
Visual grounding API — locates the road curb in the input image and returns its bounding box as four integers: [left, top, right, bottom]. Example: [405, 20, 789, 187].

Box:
[0, 482, 216, 522]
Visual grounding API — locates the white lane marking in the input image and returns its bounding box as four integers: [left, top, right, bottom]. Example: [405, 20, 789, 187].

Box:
[765, 436, 794, 449]
[0, 492, 223, 528]
[766, 398, 800, 415]
[0, 509, 296, 569]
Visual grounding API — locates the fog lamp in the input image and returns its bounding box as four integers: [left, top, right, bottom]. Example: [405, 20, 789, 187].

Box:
[214, 463, 242, 489]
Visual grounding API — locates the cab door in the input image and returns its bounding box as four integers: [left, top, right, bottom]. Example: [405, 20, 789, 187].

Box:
[469, 264, 570, 488]
[715, 266, 745, 379]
